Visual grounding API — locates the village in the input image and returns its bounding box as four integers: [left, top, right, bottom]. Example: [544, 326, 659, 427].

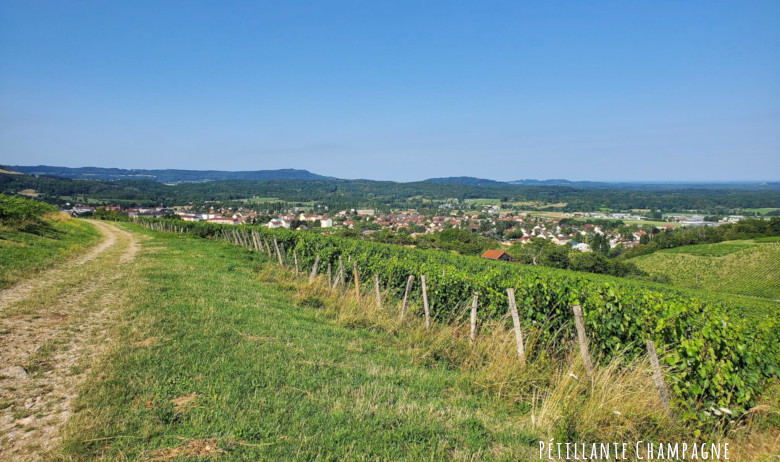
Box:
[61, 202, 748, 255]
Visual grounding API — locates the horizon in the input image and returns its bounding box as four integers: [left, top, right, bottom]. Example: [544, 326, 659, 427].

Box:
[5, 163, 779, 184]
[2, 1, 779, 181]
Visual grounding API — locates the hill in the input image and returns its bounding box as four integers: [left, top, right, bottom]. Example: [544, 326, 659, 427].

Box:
[423, 176, 511, 187]
[2, 212, 779, 459]
[427, 176, 780, 191]
[4, 170, 780, 212]
[0, 195, 101, 289]
[8, 165, 333, 183]
[632, 240, 780, 316]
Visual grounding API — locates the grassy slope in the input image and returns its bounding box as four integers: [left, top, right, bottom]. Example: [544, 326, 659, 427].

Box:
[62, 225, 538, 461]
[632, 240, 780, 318]
[0, 215, 101, 289]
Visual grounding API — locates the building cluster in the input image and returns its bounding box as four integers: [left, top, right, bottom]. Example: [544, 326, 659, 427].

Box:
[65, 202, 744, 252]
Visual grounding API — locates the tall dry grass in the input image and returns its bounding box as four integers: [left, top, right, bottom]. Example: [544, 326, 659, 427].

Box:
[258, 265, 779, 458]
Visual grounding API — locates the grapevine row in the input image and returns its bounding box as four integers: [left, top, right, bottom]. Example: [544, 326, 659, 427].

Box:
[134, 218, 780, 419]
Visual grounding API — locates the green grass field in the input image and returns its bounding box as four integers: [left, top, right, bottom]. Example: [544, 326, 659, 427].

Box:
[743, 208, 780, 215]
[623, 220, 679, 228]
[633, 240, 780, 318]
[755, 236, 780, 243]
[0, 215, 100, 289]
[2, 220, 777, 459]
[60, 225, 540, 461]
[463, 198, 502, 205]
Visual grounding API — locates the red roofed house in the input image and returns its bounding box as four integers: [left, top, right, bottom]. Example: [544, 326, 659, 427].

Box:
[481, 250, 515, 262]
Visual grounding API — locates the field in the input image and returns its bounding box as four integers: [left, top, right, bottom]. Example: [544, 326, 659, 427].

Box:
[633, 240, 780, 315]
[136, 219, 780, 422]
[755, 236, 780, 243]
[463, 198, 502, 206]
[57, 226, 548, 460]
[0, 214, 100, 289]
[743, 208, 780, 215]
[2, 213, 779, 459]
[515, 210, 570, 219]
[624, 220, 679, 228]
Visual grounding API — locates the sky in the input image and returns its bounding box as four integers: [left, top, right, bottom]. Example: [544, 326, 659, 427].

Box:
[1, 1, 778, 182]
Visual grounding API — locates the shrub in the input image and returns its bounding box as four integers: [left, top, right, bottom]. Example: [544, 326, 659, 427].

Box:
[0, 194, 58, 227]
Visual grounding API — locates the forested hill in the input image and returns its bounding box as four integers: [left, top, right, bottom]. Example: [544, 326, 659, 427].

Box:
[2, 169, 780, 213]
[8, 165, 333, 183]
[426, 176, 780, 191]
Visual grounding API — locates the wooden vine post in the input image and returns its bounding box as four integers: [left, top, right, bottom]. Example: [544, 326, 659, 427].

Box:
[646, 340, 672, 413]
[255, 231, 262, 252]
[353, 262, 360, 299]
[421, 275, 431, 330]
[400, 275, 415, 320]
[264, 239, 272, 258]
[470, 292, 479, 344]
[294, 250, 300, 277]
[309, 255, 321, 283]
[506, 288, 525, 364]
[374, 274, 382, 310]
[332, 257, 344, 290]
[327, 263, 332, 289]
[572, 305, 594, 377]
[272, 238, 283, 266]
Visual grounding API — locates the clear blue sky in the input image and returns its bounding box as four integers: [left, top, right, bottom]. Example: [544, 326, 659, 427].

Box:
[1, 1, 778, 182]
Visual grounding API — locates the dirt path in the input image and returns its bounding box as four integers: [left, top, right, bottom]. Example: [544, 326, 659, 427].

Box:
[0, 220, 140, 461]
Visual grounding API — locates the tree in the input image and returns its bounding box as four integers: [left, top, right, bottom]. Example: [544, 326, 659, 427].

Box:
[515, 238, 552, 266]
[589, 233, 610, 255]
[541, 244, 571, 269]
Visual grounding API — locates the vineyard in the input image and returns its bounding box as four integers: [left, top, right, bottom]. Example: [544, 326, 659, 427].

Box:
[134, 218, 780, 424]
[633, 240, 780, 302]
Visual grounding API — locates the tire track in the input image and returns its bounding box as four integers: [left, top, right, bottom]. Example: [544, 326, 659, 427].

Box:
[0, 221, 139, 461]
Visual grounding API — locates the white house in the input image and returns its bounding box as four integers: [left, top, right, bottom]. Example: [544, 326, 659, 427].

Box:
[573, 242, 591, 252]
[267, 218, 291, 229]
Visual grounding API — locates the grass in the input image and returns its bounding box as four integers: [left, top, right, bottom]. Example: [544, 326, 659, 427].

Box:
[663, 241, 755, 257]
[755, 236, 780, 243]
[59, 224, 701, 461]
[743, 208, 780, 215]
[624, 220, 679, 228]
[633, 240, 780, 318]
[464, 198, 502, 206]
[0, 214, 101, 289]
[60, 227, 539, 460]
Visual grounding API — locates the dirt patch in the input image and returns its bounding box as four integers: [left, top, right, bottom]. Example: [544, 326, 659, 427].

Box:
[133, 336, 159, 347]
[170, 393, 199, 412]
[0, 221, 140, 460]
[151, 438, 226, 460]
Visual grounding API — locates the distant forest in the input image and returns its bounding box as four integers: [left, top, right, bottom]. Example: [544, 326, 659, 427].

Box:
[2, 171, 779, 214]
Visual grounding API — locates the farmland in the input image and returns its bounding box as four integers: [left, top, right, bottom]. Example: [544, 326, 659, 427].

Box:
[2, 203, 779, 459]
[136, 218, 780, 424]
[632, 240, 780, 312]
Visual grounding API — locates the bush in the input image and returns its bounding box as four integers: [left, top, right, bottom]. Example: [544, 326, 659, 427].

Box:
[0, 194, 58, 227]
[93, 207, 129, 221]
